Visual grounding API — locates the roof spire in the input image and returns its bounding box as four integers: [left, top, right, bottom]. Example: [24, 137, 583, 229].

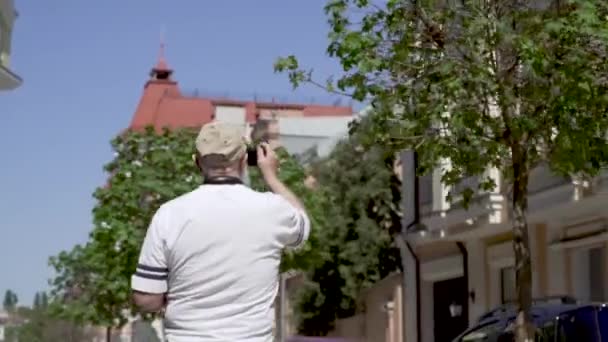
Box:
[158, 27, 167, 67]
[150, 27, 173, 80]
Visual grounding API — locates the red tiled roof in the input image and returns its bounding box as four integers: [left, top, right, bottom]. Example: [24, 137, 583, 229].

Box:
[129, 58, 352, 131]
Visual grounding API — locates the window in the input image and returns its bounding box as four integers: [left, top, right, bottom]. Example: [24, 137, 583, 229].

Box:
[571, 246, 607, 302]
[501, 267, 517, 304]
[556, 307, 600, 341]
[589, 247, 605, 302]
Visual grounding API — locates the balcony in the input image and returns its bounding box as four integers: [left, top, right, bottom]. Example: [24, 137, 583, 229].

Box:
[0, 63, 22, 90]
[414, 163, 578, 235]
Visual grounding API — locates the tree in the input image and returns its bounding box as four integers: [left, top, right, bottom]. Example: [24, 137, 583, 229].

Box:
[41, 292, 49, 309]
[49, 127, 317, 334]
[3, 289, 18, 311]
[276, 0, 608, 339]
[33, 293, 41, 310]
[33, 292, 49, 310]
[10, 298, 94, 342]
[287, 118, 401, 335]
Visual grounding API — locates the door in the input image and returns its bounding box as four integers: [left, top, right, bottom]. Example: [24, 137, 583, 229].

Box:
[433, 277, 469, 342]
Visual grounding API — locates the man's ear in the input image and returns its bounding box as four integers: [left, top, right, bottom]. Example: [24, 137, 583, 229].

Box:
[240, 154, 248, 171]
[194, 154, 203, 172]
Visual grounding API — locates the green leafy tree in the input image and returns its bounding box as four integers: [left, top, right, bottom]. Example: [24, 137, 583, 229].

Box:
[276, 0, 608, 339]
[3, 289, 18, 311]
[289, 118, 401, 335]
[33, 293, 41, 310]
[9, 299, 94, 342]
[41, 292, 49, 309]
[33, 292, 49, 311]
[49, 127, 317, 334]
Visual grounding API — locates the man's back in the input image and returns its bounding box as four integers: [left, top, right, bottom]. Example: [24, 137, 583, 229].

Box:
[135, 184, 309, 341]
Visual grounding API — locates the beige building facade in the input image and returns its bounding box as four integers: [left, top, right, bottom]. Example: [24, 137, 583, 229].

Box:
[324, 163, 608, 342]
[0, 0, 20, 90]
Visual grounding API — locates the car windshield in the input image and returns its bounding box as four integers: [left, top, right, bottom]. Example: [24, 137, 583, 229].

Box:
[457, 321, 507, 342]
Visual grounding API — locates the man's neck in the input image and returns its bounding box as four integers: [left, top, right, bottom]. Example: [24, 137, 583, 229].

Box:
[205, 171, 240, 178]
[203, 171, 243, 184]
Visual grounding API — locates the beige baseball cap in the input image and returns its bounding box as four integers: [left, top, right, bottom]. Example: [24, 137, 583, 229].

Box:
[195, 122, 247, 164]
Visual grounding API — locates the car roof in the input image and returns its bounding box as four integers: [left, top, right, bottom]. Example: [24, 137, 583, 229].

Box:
[454, 301, 608, 342]
[477, 302, 601, 326]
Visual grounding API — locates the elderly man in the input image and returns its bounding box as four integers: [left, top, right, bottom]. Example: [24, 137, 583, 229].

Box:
[131, 122, 310, 341]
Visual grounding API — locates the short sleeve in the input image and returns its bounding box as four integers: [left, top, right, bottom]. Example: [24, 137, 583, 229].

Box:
[269, 194, 311, 249]
[131, 207, 169, 294]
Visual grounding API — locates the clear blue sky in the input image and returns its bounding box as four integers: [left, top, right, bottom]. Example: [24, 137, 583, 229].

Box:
[0, 0, 349, 306]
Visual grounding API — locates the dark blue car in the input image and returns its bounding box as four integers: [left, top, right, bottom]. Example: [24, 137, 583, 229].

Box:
[453, 298, 608, 341]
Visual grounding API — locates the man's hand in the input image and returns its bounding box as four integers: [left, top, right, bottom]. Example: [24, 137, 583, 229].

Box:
[257, 142, 279, 181]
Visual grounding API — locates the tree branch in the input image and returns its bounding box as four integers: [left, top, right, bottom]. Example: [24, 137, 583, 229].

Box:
[304, 75, 359, 99]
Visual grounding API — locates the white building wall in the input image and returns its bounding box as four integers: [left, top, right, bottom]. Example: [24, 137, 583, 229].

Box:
[487, 242, 515, 308]
[466, 239, 487, 323]
[215, 105, 246, 125]
[529, 225, 540, 298]
[279, 135, 326, 155]
[545, 223, 572, 296]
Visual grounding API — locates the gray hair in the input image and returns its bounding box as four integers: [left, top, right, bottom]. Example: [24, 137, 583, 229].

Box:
[197, 153, 242, 178]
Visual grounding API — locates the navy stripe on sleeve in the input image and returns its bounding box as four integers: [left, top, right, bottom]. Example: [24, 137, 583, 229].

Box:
[288, 213, 306, 247]
[137, 264, 169, 273]
[134, 271, 168, 280]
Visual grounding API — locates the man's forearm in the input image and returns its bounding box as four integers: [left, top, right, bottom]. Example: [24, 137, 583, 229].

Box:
[264, 174, 305, 211]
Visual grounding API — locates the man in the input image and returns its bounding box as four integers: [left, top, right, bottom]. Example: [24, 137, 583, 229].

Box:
[131, 122, 310, 341]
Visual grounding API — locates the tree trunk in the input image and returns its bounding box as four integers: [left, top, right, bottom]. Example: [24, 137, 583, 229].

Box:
[106, 326, 112, 342]
[511, 153, 535, 342]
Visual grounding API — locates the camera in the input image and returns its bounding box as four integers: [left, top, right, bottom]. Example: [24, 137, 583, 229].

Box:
[246, 143, 267, 167]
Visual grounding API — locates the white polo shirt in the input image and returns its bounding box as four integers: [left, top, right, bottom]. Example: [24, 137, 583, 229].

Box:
[131, 183, 310, 342]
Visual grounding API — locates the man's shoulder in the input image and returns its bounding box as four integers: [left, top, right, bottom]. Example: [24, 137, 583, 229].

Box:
[158, 189, 198, 211]
[241, 189, 291, 209]
[159, 186, 276, 211]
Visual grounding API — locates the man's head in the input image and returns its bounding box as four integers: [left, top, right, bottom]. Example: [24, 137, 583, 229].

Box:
[195, 122, 248, 179]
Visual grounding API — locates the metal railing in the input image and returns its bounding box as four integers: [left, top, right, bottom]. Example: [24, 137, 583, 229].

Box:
[421, 164, 572, 215]
[181, 88, 354, 107]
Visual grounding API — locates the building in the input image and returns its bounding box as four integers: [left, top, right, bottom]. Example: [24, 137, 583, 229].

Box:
[129, 44, 353, 155]
[326, 158, 608, 342]
[398, 162, 608, 342]
[0, 0, 21, 91]
[0, 310, 6, 341]
[276, 116, 354, 155]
